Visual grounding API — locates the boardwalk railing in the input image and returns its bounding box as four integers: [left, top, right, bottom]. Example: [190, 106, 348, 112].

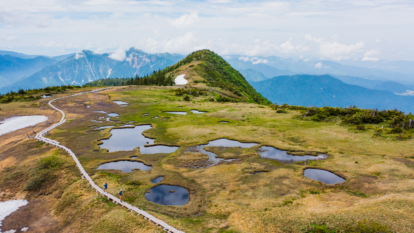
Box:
[35, 88, 184, 233]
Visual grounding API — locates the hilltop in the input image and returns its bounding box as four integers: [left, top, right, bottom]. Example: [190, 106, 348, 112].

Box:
[87, 50, 271, 105]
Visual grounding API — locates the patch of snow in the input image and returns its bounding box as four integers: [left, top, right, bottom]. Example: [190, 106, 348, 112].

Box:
[3, 230, 16, 233]
[21, 227, 29, 232]
[174, 74, 188, 85]
[57, 72, 66, 85]
[0, 200, 28, 230]
[74, 52, 84, 59]
[0, 116, 48, 136]
[107, 69, 112, 78]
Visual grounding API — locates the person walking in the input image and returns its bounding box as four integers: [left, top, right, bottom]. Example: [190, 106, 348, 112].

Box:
[104, 182, 108, 192]
[119, 189, 123, 201]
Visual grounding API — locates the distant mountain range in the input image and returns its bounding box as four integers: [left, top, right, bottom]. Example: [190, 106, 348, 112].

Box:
[0, 48, 184, 93]
[225, 55, 414, 84]
[0, 55, 57, 88]
[251, 74, 414, 113]
[1, 48, 414, 113]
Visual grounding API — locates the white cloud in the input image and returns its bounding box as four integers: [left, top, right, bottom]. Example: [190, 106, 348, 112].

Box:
[314, 62, 323, 68]
[319, 41, 365, 60]
[280, 40, 295, 52]
[238, 56, 268, 64]
[362, 50, 380, 61]
[0, 0, 413, 61]
[305, 35, 324, 43]
[109, 48, 126, 61]
[314, 62, 329, 68]
[208, 0, 232, 3]
[110, 12, 123, 19]
[239, 56, 249, 62]
[252, 58, 268, 64]
[170, 12, 199, 28]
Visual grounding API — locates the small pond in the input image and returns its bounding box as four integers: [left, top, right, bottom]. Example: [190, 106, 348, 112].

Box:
[143, 113, 149, 116]
[107, 113, 119, 117]
[130, 156, 138, 159]
[0, 116, 48, 136]
[185, 139, 258, 168]
[153, 116, 159, 119]
[91, 120, 103, 123]
[94, 125, 114, 130]
[257, 146, 329, 164]
[191, 110, 206, 114]
[151, 176, 164, 183]
[113, 101, 128, 106]
[219, 121, 229, 123]
[145, 185, 189, 206]
[165, 111, 187, 115]
[96, 160, 152, 172]
[99, 125, 179, 154]
[120, 124, 135, 127]
[304, 168, 345, 185]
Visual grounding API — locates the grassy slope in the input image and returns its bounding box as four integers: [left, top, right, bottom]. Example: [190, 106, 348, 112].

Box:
[1, 86, 414, 232]
[176, 50, 270, 105]
[86, 49, 271, 105]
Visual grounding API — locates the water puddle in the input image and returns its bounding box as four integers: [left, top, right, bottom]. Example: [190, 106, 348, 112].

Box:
[130, 156, 138, 159]
[258, 146, 329, 164]
[152, 116, 159, 119]
[165, 111, 187, 115]
[151, 176, 164, 183]
[95, 125, 114, 130]
[96, 160, 152, 172]
[107, 113, 119, 117]
[99, 125, 179, 154]
[191, 110, 206, 114]
[120, 124, 135, 127]
[304, 168, 345, 185]
[145, 185, 189, 206]
[0, 200, 28, 231]
[185, 139, 258, 168]
[143, 113, 149, 116]
[0, 116, 48, 136]
[94, 111, 107, 114]
[113, 101, 128, 106]
[91, 120, 103, 123]
[219, 121, 229, 123]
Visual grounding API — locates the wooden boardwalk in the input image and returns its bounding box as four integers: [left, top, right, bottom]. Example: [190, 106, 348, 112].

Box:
[35, 88, 185, 233]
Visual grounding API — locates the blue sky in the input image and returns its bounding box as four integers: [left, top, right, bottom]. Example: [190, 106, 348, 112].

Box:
[0, 0, 413, 61]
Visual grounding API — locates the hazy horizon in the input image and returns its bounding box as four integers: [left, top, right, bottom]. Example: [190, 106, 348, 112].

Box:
[1, 0, 413, 62]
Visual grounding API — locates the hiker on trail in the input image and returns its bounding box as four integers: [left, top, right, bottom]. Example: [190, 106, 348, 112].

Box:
[104, 182, 108, 192]
[119, 189, 123, 201]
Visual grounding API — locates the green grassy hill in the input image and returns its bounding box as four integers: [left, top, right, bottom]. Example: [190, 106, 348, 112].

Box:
[87, 49, 271, 105]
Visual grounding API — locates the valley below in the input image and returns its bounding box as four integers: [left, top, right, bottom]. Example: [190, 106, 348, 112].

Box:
[1, 84, 414, 232]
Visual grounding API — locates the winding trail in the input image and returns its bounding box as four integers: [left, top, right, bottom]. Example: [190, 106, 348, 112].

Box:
[34, 88, 184, 233]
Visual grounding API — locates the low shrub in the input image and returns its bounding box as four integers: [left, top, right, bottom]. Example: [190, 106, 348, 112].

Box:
[126, 180, 142, 186]
[24, 155, 63, 191]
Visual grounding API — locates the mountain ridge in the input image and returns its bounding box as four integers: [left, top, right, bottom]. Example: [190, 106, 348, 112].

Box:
[0, 48, 184, 93]
[251, 74, 414, 112]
